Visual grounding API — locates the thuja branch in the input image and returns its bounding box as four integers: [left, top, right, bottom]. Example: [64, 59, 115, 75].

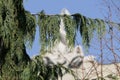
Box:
[31, 13, 120, 27]
[32, 11, 120, 52]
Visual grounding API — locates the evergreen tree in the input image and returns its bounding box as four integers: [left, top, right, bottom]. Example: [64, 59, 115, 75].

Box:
[0, 0, 32, 79]
[0, 0, 119, 80]
[0, 0, 67, 79]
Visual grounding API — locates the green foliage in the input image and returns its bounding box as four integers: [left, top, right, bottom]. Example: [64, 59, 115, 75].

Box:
[72, 14, 106, 48]
[63, 15, 76, 47]
[95, 19, 106, 39]
[107, 74, 119, 80]
[0, 0, 31, 79]
[0, 0, 117, 80]
[21, 55, 73, 80]
[24, 11, 36, 48]
[38, 12, 106, 51]
[0, 0, 75, 79]
[38, 11, 60, 52]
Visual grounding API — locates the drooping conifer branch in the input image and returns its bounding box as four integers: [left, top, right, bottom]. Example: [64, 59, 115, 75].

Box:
[37, 11, 114, 51]
[0, 0, 120, 79]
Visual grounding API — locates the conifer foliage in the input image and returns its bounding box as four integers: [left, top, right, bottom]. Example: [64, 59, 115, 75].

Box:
[0, 0, 31, 79]
[0, 0, 118, 80]
[0, 0, 67, 79]
[38, 12, 106, 50]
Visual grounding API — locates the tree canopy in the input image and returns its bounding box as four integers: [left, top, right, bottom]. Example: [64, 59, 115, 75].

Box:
[0, 0, 120, 80]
